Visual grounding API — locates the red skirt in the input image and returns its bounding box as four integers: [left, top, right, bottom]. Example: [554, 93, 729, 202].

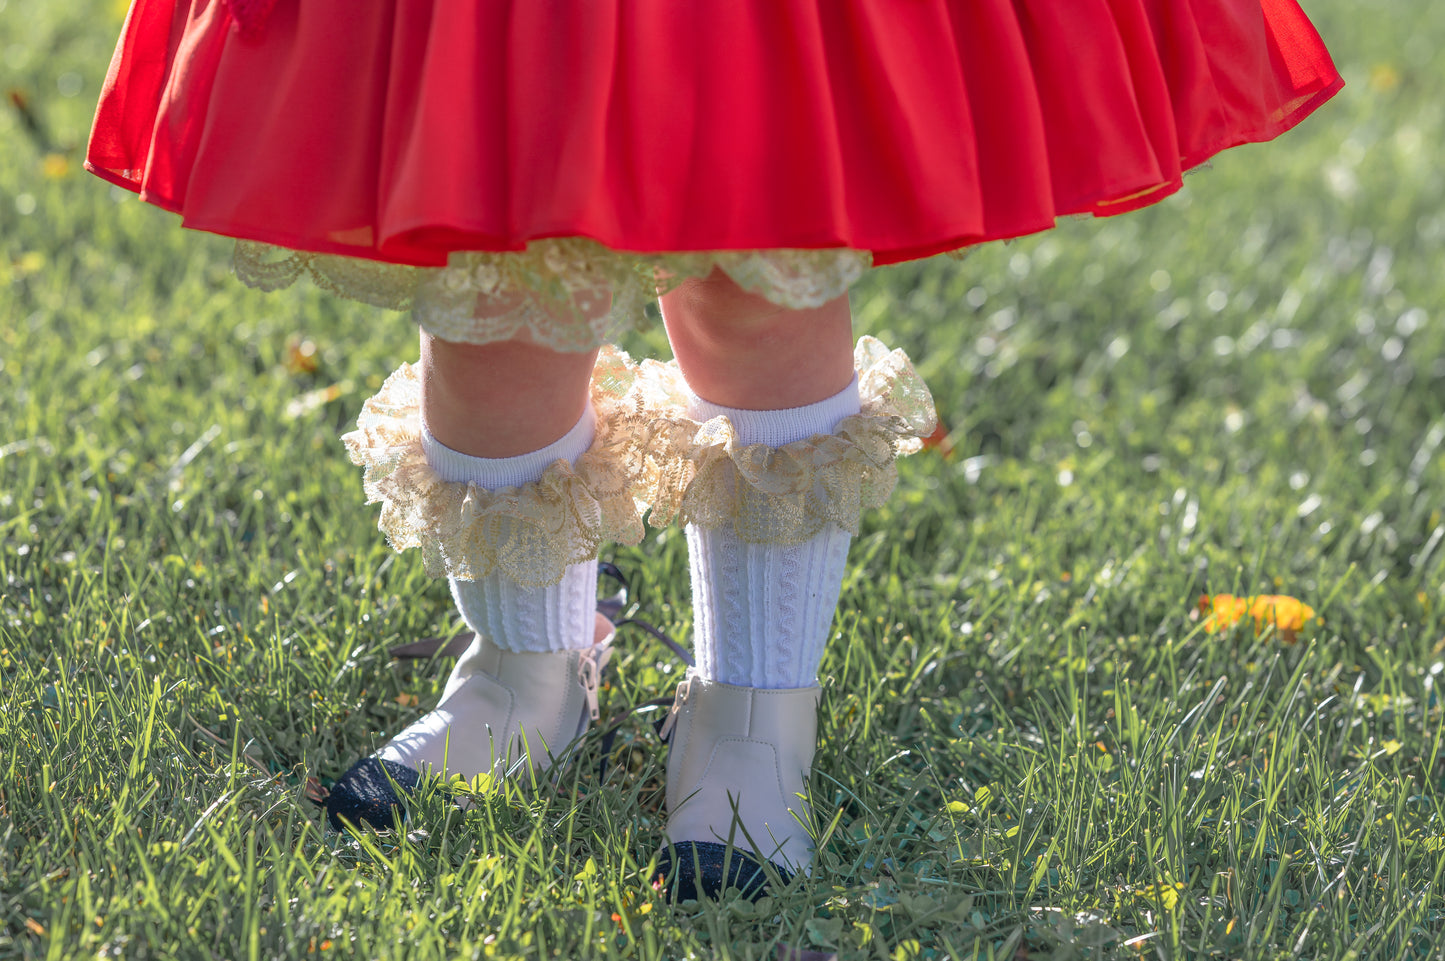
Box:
[87, 0, 1341, 341]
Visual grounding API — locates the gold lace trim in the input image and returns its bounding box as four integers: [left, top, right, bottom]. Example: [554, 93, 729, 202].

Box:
[625, 336, 938, 544]
[343, 337, 934, 583]
[234, 239, 872, 351]
[342, 354, 646, 588]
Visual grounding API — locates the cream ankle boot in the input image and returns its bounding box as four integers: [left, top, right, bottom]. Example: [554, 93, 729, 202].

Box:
[656, 673, 821, 899]
[324, 612, 613, 830]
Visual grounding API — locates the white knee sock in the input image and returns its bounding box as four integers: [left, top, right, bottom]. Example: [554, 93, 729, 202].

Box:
[422, 406, 598, 653]
[684, 379, 860, 689]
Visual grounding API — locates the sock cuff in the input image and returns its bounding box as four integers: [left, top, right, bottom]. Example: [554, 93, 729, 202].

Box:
[422, 402, 597, 489]
[685, 376, 862, 448]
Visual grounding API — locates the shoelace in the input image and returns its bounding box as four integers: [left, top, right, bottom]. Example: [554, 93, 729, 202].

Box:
[590, 562, 695, 777]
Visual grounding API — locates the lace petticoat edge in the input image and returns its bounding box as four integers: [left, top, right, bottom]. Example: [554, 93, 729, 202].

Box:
[235, 239, 872, 351]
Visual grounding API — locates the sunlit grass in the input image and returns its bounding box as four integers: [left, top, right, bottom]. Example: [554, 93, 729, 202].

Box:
[3, 1, 1444, 958]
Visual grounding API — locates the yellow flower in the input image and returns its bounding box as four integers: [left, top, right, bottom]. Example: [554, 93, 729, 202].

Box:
[1199, 593, 1315, 643]
[1369, 64, 1401, 92]
[1248, 595, 1316, 639]
[1135, 881, 1186, 912]
[1200, 594, 1249, 632]
[41, 153, 71, 179]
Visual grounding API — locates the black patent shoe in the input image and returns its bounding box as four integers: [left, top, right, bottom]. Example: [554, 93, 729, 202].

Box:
[653, 841, 788, 902]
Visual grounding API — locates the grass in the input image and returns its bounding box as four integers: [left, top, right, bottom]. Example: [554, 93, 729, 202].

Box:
[2, 0, 1444, 957]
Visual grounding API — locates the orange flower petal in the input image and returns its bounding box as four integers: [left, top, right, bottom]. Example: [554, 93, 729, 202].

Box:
[921, 419, 954, 458]
[1199, 593, 1314, 639]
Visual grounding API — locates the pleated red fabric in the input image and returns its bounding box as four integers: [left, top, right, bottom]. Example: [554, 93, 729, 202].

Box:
[88, 0, 1342, 267]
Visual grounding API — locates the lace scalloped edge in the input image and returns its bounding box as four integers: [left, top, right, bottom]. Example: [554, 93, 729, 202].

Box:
[341, 336, 936, 584]
[625, 335, 938, 545]
[341, 353, 648, 588]
[234, 238, 872, 351]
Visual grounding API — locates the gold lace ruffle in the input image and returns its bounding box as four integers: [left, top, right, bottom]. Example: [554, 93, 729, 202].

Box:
[234, 239, 872, 351]
[625, 336, 938, 544]
[342, 354, 647, 588]
[343, 337, 934, 582]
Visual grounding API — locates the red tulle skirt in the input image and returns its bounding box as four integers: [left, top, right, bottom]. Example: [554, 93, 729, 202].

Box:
[88, 0, 1341, 320]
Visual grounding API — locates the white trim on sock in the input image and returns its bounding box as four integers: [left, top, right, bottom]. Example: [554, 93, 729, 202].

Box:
[421, 403, 599, 654]
[685, 376, 861, 448]
[422, 402, 596, 488]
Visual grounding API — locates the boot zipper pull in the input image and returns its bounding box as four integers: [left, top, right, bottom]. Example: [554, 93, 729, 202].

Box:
[658, 676, 692, 742]
[579, 653, 602, 722]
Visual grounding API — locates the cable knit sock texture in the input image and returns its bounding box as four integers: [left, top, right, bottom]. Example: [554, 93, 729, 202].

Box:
[423, 405, 598, 654]
[685, 379, 860, 689]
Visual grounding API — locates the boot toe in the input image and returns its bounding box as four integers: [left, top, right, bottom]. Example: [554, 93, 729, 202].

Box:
[324, 757, 421, 832]
[654, 841, 789, 902]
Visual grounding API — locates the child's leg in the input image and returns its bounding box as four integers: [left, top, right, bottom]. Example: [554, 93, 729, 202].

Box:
[326, 333, 615, 829]
[662, 275, 858, 690]
[418, 334, 602, 656]
[419, 334, 597, 458]
[660, 273, 856, 413]
[656, 271, 861, 895]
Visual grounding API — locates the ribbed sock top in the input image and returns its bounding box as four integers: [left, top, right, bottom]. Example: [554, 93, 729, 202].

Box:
[685, 376, 861, 448]
[421, 403, 596, 489]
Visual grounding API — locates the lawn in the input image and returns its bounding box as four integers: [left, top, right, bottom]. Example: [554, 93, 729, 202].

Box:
[2, 1, 1443, 958]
